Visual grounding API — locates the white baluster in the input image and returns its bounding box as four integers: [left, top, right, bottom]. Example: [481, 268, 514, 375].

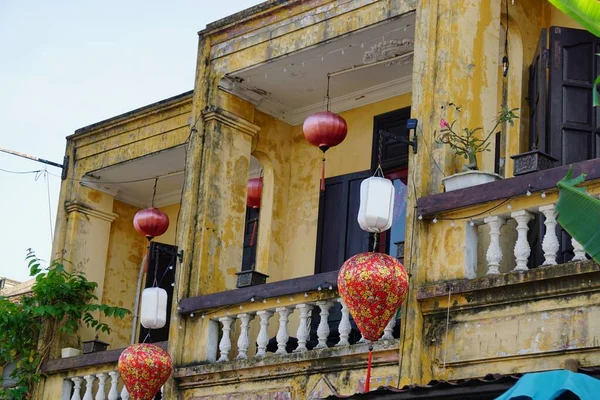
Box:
[107, 372, 119, 400]
[83, 375, 95, 400]
[336, 298, 351, 347]
[315, 300, 333, 349]
[95, 373, 107, 400]
[358, 335, 370, 344]
[484, 216, 505, 275]
[70, 377, 83, 400]
[294, 304, 313, 352]
[236, 313, 253, 360]
[217, 316, 235, 362]
[255, 310, 273, 358]
[539, 205, 559, 266]
[572, 238, 588, 261]
[120, 386, 130, 400]
[275, 307, 293, 354]
[62, 379, 74, 400]
[512, 210, 534, 271]
[380, 315, 396, 341]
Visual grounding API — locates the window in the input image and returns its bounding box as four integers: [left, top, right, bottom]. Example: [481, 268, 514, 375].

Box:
[529, 26, 600, 164]
[138, 242, 177, 344]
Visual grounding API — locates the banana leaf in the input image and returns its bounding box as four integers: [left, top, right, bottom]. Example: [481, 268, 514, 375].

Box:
[556, 167, 600, 263]
[547, 0, 600, 37]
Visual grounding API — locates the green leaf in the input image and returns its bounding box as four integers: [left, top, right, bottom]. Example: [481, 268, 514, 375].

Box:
[556, 167, 600, 263]
[547, 0, 600, 38]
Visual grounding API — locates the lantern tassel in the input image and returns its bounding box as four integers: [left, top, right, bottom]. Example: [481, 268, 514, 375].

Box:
[321, 157, 326, 192]
[365, 345, 373, 392]
[250, 219, 258, 247]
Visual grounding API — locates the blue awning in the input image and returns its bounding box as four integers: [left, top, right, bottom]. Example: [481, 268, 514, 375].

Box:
[496, 370, 600, 400]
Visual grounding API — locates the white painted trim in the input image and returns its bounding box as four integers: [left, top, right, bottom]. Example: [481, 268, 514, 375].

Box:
[65, 202, 118, 223]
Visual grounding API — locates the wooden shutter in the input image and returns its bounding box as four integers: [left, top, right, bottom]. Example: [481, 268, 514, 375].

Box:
[314, 170, 371, 274]
[241, 207, 260, 271]
[139, 242, 177, 344]
[372, 107, 411, 172]
[548, 26, 600, 165]
[528, 28, 548, 152]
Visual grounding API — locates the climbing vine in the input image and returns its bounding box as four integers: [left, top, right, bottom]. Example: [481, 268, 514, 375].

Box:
[0, 251, 130, 399]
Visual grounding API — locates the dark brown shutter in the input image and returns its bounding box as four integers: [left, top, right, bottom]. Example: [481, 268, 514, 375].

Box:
[139, 242, 177, 344]
[372, 107, 411, 172]
[314, 170, 371, 274]
[548, 26, 600, 165]
[528, 28, 548, 152]
[241, 207, 260, 271]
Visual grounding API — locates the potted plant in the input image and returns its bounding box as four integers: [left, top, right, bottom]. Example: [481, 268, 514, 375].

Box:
[436, 104, 519, 192]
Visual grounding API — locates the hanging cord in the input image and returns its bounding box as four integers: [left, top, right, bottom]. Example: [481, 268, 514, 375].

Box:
[44, 168, 54, 243]
[502, 0, 510, 77]
[320, 74, 333, 192]
[443, 286, 452, 369]
[365, 345, 374, 392]
[151, 177, 158, 208]
[372, 233, 379, 252]
[325, 74, 331, 112]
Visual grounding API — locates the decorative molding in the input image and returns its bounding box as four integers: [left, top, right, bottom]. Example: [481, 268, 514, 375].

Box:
[220, 75, 412, 126]
[65, 202, 118, 223]
[202, 106, 260, 138]
[363, 39, 414, 65]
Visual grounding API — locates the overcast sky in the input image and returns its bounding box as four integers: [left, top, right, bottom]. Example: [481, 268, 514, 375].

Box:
[0, 1, 263, 282]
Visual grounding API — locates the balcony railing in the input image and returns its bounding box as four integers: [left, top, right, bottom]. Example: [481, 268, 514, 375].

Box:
[41, 342, 167, 400]
[417, 159, 600, 280]
[177, 270, 399, 369]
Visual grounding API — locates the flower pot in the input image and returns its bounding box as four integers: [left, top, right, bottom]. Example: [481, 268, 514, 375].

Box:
[511, 150, 558, 176]
[442, 170, 503, 192]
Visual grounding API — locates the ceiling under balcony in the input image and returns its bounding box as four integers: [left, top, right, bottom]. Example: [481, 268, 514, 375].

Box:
[220, 12, 416, 126]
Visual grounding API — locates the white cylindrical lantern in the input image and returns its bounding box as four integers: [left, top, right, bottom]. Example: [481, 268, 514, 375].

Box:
[140, 287, 168, 329]
[357, 176, 395, 233]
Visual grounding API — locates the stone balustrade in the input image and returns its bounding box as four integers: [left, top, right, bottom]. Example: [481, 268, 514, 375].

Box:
[61, 370, 163, 400]
[468, 201, 588, 277]
[207, 294, 398, 364]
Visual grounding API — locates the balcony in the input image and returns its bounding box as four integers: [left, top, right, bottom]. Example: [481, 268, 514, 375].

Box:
[41, 342, 167, 399]
[414, 159, 600, 379]
[175, 271, 401, 391]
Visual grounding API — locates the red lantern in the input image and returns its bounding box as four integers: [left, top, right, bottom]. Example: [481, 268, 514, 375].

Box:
[338, 252, 408, 340]
[338, 252, 408, 392]
[133, 208, 169, 240]
[303, 111, 348, 191]
[118, 343, 172, 400]
[247, 177, 263, 209]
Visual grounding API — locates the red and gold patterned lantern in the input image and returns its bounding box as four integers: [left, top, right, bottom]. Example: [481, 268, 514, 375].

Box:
[247, 177, 263, 209]
[338, 252, 408, 340]
[118, 343, 172, 400]
[338, 252, 408, 392]
[303, 111, 348, 191]
[133, 208, 169, 240]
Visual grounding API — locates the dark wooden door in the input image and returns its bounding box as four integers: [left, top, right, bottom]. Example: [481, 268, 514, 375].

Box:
[314, 170, 372, 274]
[529, 28, 548, 152]
[139, 242, 177, 344]
[548, 26, 600, 165]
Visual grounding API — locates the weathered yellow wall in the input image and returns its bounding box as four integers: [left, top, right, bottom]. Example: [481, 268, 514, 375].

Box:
[282, 94, 412, 280]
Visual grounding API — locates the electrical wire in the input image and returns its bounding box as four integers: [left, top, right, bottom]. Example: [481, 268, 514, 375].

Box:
[0, 167, 43, 175]
[44, 169, 54, 244]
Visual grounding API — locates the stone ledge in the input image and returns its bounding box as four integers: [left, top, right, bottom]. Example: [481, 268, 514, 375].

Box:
[175, 340, 399, 389]
[418, 260, 600, 314]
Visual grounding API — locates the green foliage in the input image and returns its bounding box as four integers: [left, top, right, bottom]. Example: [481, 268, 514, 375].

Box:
[556, 168, 600, 263]
[435, 105, 519, 170]
[548, 0, 600, 37]
[0, 251, 130, 399]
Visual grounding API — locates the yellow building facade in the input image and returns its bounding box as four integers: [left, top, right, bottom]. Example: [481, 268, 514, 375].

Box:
[34, 1, 600, 399]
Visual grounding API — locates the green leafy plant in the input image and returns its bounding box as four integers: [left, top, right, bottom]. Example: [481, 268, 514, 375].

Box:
[0, 251, 130, 399]
[435, 104, 519, 171]
[547, 0, 600, 106]
[556, 168, 600, 263]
